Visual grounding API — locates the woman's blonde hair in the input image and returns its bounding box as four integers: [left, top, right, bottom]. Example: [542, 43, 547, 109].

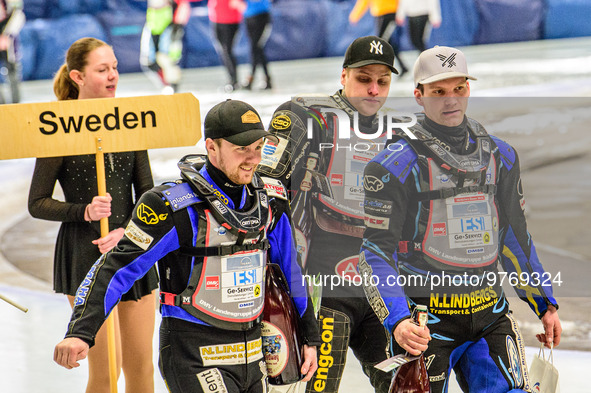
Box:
[53, 37, 109, 101]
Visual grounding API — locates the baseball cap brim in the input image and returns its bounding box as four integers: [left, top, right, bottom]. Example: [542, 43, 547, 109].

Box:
[346, 59, 399, 75]
[223, 128, 279, 146]
[419, 71, 477, 85]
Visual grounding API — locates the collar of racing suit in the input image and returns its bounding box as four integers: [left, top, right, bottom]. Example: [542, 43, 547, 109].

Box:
[421, 115, 475, 155]
[335, 89, 379, 132]
[205, 159, 246, 208]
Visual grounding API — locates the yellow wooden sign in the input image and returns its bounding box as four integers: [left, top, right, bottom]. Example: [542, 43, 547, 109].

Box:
[0, 92, 201, 160]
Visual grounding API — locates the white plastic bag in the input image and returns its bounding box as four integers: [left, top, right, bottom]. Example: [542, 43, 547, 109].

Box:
[529, 344, 560, 393]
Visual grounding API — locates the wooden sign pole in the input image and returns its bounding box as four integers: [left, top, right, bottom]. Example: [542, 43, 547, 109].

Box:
[0, 293, 28, 312]
[96, 137, 118, 393]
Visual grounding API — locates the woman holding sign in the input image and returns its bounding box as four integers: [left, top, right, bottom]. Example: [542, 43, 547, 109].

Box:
[28, 37, 158, 393]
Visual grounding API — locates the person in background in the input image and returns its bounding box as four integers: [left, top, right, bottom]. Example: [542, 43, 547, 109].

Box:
[236, 0, 273, 90]
[29, 37, 158, 393]
[395, 0, 441, 53]
[0, 0, 25, 104]
[200, 0, 244, 92]
[349, 0, 409, 77]
[360, 46, 562, 393]
[53, 99, 320, 393]
[140, 0, 191, 94]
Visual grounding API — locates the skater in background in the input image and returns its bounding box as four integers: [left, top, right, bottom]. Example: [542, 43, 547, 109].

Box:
[0, 0, 25, 104]
[29, 37, 158, 393]
[200, 0, 243, 92]
[140, 0, 191, 94]
[233, 0, 273, 90]
[396, 0, 441, 52]
[349, 0, 409, 77]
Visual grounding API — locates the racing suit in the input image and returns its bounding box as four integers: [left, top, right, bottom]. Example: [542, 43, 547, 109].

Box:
[359, 114, 559, 392]
[0, 0, 24, 104]
[64, 155, 320, 393]
[257, 92, 393, 393]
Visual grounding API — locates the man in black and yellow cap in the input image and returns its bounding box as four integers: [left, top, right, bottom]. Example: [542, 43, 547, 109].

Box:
[257, 36, 398, 393]
[54, 99, 321, 393]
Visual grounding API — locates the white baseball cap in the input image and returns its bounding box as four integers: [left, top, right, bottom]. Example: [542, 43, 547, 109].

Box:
[413, 46, 477, 86]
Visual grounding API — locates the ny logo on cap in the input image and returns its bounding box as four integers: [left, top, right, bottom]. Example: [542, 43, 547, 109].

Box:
[370, 40, 383, 55]
[436, 52, 457, 68]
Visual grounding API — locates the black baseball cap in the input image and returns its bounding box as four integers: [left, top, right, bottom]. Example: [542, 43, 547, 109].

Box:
[204, 99, 278, 146]
[342, 35, 398, 74]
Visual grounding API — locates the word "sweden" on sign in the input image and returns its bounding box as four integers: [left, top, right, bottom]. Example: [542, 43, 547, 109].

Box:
[39, 106, 156, 135]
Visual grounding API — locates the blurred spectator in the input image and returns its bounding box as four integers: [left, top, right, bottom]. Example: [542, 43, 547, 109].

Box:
[199, 0, 243, 92]
[0, 0, 24, 104]
[140, 0, 191, 94]
[242, 0, 272, 90]
[396, 0, 441, 52]
[349, 0, 408, 76]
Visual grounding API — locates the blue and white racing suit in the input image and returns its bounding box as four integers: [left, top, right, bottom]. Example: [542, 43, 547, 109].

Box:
[359, 115, 559, 393]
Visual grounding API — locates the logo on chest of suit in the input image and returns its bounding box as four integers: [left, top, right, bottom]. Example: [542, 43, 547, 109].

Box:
[240, 217, 261, 228]
[459, 159, 480, 167]
[363, 175, 384, 192]
[211, 199, 228, 214]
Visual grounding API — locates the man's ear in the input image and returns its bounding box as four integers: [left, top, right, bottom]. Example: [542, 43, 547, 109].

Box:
[205, 138, 216, 154]
[414, 88, 424, 107]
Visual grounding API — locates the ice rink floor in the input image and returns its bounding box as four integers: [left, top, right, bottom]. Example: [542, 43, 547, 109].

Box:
[2, 37, 591, 392]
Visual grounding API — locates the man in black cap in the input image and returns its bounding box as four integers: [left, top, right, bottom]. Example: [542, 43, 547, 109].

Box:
[257, 36, 397, 393]
[54, 99, 320, 393]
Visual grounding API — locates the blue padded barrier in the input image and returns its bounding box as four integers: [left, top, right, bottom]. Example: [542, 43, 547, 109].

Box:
[16, 0, 591, 80]
[96, 10, 145, 74]
[544, 0, 591, 39]
[106, 0, 147, 12]
[181, 14, 250, 69]
[474, 0, 544, 45]
[429, 0, 479, 47]
[22, 0, 47, 20]
[324, 0, 374, 57]
[18, 23, 39, 81]
[32, 15, 107, 80]
[81, 0, 109, 14]
[45, 0, 84, 18]
[265, 0, 328, 61]
[180, 14, 221, 69]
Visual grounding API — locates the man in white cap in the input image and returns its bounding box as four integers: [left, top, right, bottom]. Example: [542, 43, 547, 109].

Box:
[359, 46, 562, 392]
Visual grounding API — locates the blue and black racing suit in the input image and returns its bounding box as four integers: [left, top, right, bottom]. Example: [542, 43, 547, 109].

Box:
[359, 115, 559, 393]
[64, 156, 319, 393]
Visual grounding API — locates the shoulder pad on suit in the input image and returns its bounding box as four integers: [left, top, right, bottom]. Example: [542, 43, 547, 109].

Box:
[292, 94, 334, 108]
[160, 181, 203, 212]
[490, 135, 516, 171]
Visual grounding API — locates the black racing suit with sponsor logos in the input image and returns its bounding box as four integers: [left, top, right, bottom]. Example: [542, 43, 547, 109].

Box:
[359, 115, 559, 393]
[64, 157, 320, 393]
[257, 92, 395, 393]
